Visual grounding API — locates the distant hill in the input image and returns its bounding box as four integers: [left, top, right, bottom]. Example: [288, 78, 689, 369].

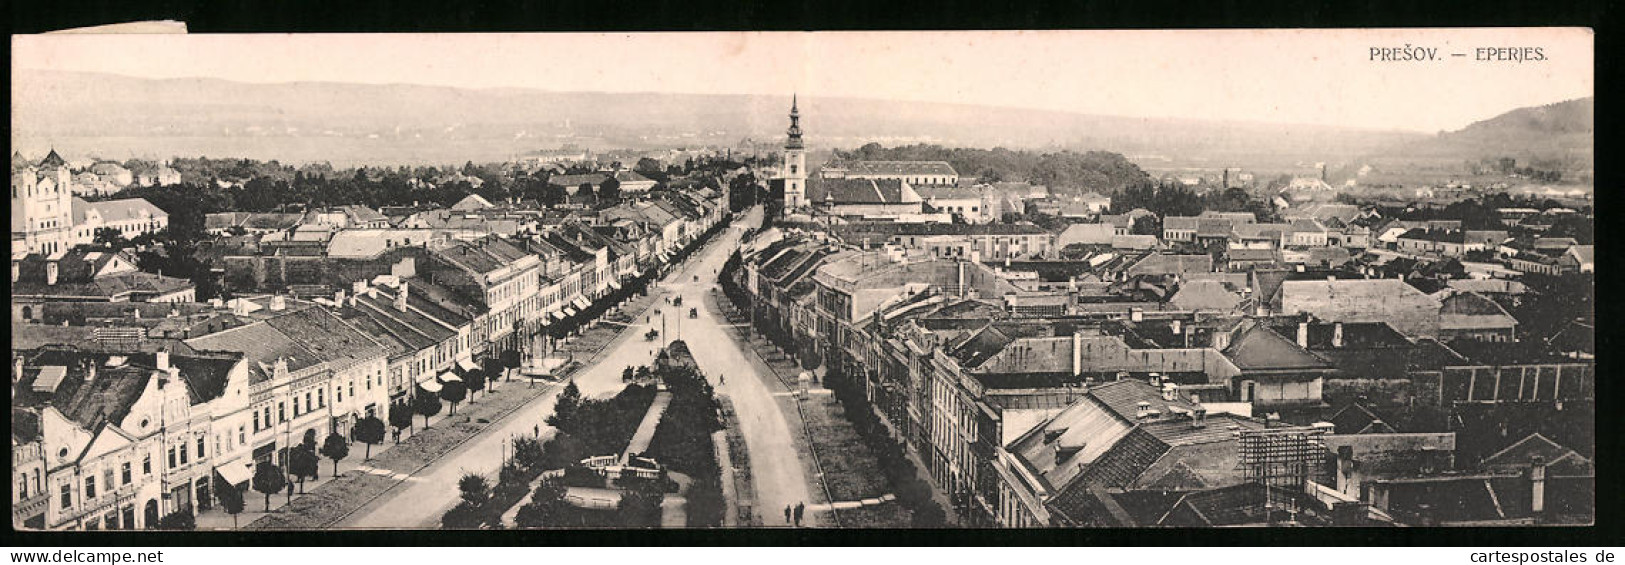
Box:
[1365, 97, 1593, 175]
[14, 70, 1424, 168]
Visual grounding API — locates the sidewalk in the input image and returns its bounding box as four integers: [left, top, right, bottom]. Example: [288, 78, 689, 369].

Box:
[239, 377, 553, 529]
[624, 391, 673, 459]
[195, 380, 508, 530]
[711, 292, 922, 527]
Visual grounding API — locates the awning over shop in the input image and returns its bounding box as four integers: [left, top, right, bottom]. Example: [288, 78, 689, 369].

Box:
[608, 280, 623, 290]
[563, 307, 578, 317]
[573, 297, 592, 310]
[215, 463, 252, 487]
[438, 371, 462, 383]
[552, 310, 569, 321]
[457, 358, 479, 373]
[419, 380, 443, 393]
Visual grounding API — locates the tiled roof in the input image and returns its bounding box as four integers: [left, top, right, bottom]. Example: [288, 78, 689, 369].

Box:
[915, 186, 982, 201]
[1481, 433, 1592, 474]
[1169, 280, 1244, 312]
[12, 271, 194, 300]
[242, 213, 306, 230]
[548, 173, 611, 188]
[71, 197, 167, 224]
[12, 348, 158, 432]
[1222, 320, 1333, 372]
[169, 351, 243, 405]
[1163, 216, 1200, 230]
[263, 306, 390, 368]
[185, 320, 321, 384]
[846, 161, 958, 177]
[1126, 253, 1211, 276]
[809, 178, 911, 204]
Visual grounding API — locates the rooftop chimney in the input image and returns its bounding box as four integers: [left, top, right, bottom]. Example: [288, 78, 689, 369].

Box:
[1170, 319, 1183, 336]
[396, 281, 410, 312]
[1130, 308, 1144, 322]
[1530, 455, 1547, 518]
[1162, 382, 1177, 401]
[269, 295, 286, 311]
[1332, 322, 1344, 348]
[156, 351, 169, 371]
[1297, 321, 1310, 348]
[1135, 401, 1153, 419]
[1072, 331, 1084, 376]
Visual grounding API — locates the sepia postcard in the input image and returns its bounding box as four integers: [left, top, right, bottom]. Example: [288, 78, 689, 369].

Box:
[10, 29, 1594, 533]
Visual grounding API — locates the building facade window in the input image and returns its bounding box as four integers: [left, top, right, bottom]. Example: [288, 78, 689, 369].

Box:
[143, 455, 151, 475]
[121, 463, 131, 485]
[59, 483, 72, 509]
[85, 476, 97, 500]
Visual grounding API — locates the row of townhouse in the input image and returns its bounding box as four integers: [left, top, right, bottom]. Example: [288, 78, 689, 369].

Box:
[731, 232, 1587, 527]
[12, 187, 734, 531]
[12, 346, 247, 531]
[11, 305, 393, 533]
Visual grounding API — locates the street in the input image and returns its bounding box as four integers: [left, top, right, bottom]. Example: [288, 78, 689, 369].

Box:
[653, 208, 821, 527]
[335, 208, 818, 528]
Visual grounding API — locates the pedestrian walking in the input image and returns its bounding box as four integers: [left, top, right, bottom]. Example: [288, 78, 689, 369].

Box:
[784, 505, 793, 525]
[794, 502, 805, 526]
[534, 424, 540, 437]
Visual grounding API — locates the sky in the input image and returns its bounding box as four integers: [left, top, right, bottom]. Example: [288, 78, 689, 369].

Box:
[13, 28, 1593, 133]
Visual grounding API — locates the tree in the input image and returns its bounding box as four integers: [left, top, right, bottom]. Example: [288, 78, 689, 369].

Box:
[388, 401, 414, 442]
[93, 227, 130, 249]
[635, 157, 663, 175]
[622, 367, 635, 382]
[440, 379, 468, 415]
[155, 509, 196, 531]
[483, 357, 508, 389]
[458, 472, 492, 507]
[547, 381, 582, 430]
[1130, 215, 1161, 236]
[542, 182, 568, 206]
[465, 368, 486, 402]
[288, 445, 319, 493]
[615, 485, 663, 527]
[577, 182, 595, 201]
[512, 436, 545, 470]
[353, 415, 385, 460]
[320, 432, 350, 476]
[513, 479, 570, 528]
[501, 349, 522, 382]
[214, 474, 245, 528]
[414, 391, 443, 428]
[598, 176, 621, 203]
[252, 463, 287, 512]
[541, 433, 585, 470]
[441, 502, 483, 530]
[299, 430, 319, 479]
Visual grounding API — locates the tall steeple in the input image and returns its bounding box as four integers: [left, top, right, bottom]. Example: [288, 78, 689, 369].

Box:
[785, 94, 804, 150]
[780, 94, 807, 209]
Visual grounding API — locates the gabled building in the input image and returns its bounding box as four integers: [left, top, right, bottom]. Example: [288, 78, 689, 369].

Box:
[12, 250, 196, 307]
[999, 380, 1264, 527]
[1274, 278, 1442, 339]
[12, 345, 249, 530]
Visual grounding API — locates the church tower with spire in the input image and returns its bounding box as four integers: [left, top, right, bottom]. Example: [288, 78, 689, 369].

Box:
[781, 95, 806, 209]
